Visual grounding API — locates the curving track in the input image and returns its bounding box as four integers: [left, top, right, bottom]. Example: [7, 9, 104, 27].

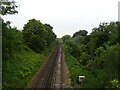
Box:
[27, 43, 69, 89]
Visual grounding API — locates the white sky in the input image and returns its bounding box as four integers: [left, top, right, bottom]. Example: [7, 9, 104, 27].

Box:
[2, 0, 120, 38]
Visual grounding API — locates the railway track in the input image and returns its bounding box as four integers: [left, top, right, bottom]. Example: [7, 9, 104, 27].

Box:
[27, 43, 69, 89]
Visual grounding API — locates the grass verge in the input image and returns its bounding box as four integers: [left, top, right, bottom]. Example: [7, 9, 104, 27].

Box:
[2, 46, 46, 88]
[64, 54, 98, 88]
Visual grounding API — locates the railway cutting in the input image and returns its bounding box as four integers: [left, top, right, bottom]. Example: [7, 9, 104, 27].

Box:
[27, 43, 70, 89]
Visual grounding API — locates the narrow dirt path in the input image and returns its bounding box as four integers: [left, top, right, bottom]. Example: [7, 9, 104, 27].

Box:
[27, 43, 70, 89]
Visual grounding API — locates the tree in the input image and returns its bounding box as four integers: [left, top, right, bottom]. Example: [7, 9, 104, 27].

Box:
[44, 24, 56, 47]
[116, 22, 120, 44]
[73, 30, 88, 37]
[2, 20, 23, 60]
[92, 44, 120, 87]
[62, 21, 120, 88]
[0, 0, 18, 15]
[62, 35, 71, 44]
[73, 35, 85, 44]
[1, 0, 20, 61]
[22, 19, 47, 53]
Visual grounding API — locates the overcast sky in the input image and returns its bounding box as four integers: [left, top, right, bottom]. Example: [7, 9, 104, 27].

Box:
[2, 0, 120, 38]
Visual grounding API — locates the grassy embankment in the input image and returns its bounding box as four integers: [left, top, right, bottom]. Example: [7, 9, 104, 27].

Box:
[63, 44, 120, 88]
[65, 54, 90, 88]
[3, 45, 55, 88]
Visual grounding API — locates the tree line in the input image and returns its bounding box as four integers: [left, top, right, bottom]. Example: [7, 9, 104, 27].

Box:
[1, 0, 57, 88]
[62, 22, 120, 88]
[1, 0, 56, 60]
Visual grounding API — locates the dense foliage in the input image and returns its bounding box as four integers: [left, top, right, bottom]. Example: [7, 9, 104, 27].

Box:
[2, 0, 120, 88]
[3, 46, 46, 88]
[22, 19, 56, 53]
[2, 0, 57, 88]
[0, 0, 18, 15]
[62, 22, 120, 88]
[2, 18, 57, 88]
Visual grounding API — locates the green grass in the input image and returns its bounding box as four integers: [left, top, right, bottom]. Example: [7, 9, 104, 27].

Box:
[64, 46, 120, 88]
[65, 54, 84, 87]
[2, 46, 46, 88]
[65, 54, 100, 88]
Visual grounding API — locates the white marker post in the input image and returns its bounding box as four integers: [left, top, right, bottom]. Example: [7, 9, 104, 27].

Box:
[78, 76, 85, 84]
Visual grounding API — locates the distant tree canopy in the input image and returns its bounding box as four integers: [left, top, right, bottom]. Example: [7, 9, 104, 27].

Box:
[22, 19, 56, 53]
[0, 0, 18, 15]
[73, 30, 88, 37]
[62, 35, 71, 44]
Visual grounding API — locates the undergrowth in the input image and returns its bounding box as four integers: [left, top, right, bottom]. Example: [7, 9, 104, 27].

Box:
[2, 46, 46, 88]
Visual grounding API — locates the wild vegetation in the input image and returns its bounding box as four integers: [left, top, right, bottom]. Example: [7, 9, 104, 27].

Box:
[62, 22, 120, 88]
[2, 0, 57, 88]
[1, 0, 120, 89]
